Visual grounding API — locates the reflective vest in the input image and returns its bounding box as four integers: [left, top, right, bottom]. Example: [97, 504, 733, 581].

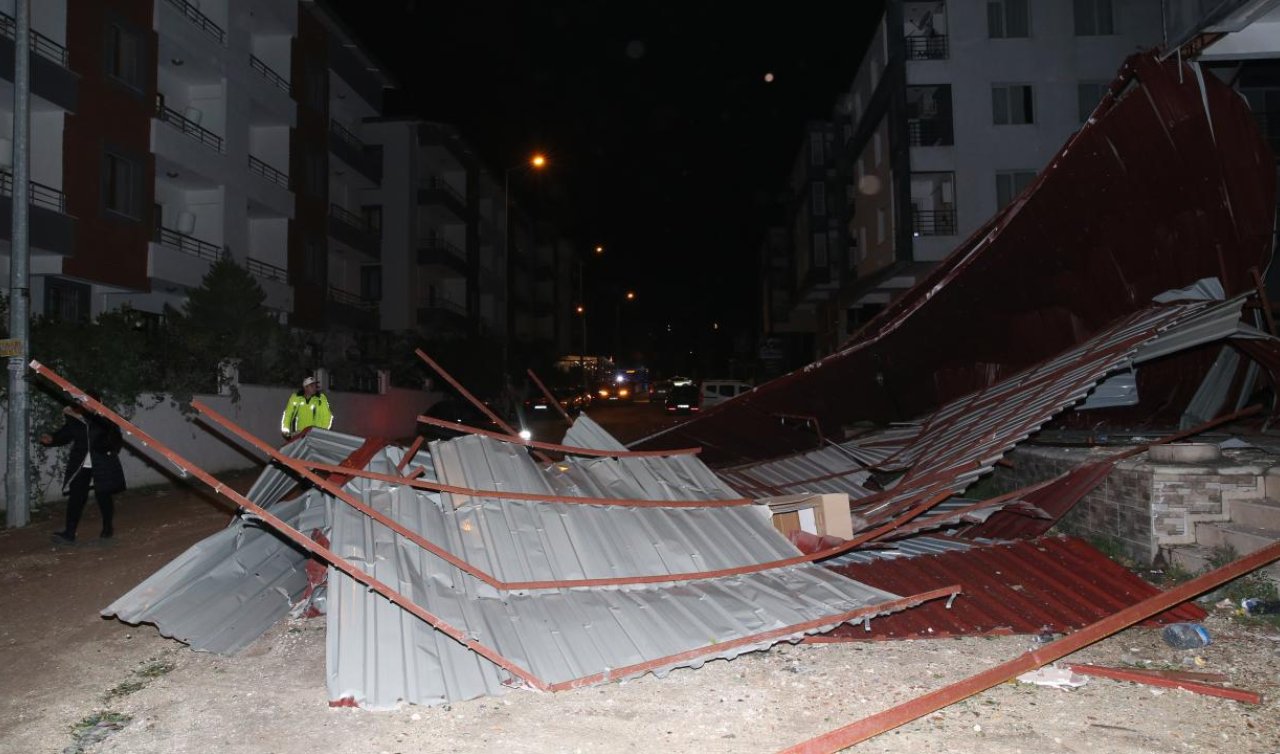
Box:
[281, 391, 333, 434]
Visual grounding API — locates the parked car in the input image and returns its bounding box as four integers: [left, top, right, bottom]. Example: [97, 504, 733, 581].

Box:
[700, 379, 752, 408]
[665, 383, 702, 414]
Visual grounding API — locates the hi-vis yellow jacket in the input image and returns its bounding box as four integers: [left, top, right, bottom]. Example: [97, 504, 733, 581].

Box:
[281, 391, 333, 436]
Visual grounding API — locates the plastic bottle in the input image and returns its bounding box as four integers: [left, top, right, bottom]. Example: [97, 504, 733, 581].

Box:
[1161, 622, 1212, 649]
[1241, 598, 1280, 616]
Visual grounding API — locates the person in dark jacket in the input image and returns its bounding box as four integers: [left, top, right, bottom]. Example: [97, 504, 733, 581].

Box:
[39, 391, 126, 545]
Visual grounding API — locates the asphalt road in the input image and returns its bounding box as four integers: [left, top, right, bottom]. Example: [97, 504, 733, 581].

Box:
[522, 398, 689, 446]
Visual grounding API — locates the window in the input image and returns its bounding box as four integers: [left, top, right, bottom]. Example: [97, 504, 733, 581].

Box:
[996, 171, 1037, 208]
[361, 205, 383, 236]
[811, 182, 826, 216]
[305, 64, 327, 112]
[1077, 81, 1109, 122]
[304, 238, 326, 285]
[360, 265, 381, 301]
[102, 150, 142, 219]
[105, 21, 143, 90]
[44, 277, 90, 323]
[1074, 0, 1114, 36]
[306, 152, 326, 198]
[988, 0, 1030, 38]
[992, 85, 1034, 124]
[810, 134, 824, 166]
[812, 233, 828, 267]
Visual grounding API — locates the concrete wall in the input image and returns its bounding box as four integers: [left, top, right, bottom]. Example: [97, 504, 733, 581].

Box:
[1, 382, 436, 510]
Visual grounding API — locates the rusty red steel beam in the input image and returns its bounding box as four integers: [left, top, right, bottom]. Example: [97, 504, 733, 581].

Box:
[417, 414, 703, 457]
[29, 360, 550, 691]
[527, 368, 574, 424]
[547, 585, 962, 692]
[397, 435, 424, 475]
[415, 348, 552, 464]
[1066, 663, 1262, 705]
[196, 400, 907, 591]
[291, 458, 752, 508]
[778, 536, 1280, 753]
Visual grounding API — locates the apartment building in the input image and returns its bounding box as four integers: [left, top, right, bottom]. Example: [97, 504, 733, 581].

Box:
[765, 0, 1165, 363]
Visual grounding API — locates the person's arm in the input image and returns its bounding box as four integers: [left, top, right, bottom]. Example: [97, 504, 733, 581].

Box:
[42, 418, 76, 447]
[281, 395, 298, 437]
[321, 395, 333, 430]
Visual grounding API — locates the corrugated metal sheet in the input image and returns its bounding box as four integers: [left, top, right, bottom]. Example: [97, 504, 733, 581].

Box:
[324, 434, 912, 708]
[815, 537, 1207, 641]
[103, 430, 400, 654]
[634, 51, 1277, 463]
[562, 413, 630, 451]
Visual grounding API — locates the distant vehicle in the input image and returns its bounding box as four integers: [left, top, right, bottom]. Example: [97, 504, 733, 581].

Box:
[665, 383, 701, 414]
[418, 397, 498, 441]
[700, 379, 752, 408]
[649, 379, 673, 402]
[596, 383, 633, 401]
[527, 386, 590, 415]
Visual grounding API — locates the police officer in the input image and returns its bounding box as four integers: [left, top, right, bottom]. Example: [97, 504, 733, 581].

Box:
[281, 375, 334, 440]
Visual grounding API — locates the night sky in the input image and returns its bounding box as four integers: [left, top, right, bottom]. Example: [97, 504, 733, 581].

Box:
[329, 1, 881, 371]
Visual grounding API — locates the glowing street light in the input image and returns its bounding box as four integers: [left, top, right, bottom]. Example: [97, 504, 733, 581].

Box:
[594, 245, 604, 255]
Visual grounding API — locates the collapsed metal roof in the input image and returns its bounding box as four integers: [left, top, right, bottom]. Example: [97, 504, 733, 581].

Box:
[635, 51, 1277, 464]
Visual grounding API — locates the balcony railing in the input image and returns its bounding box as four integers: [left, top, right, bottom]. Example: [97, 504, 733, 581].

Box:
[249, 54, 290, 93]
[0, 10, 69, 68]
[328, 285, 378, 311]
[329, 203, 374, 234]
[246, 256, 288, 283]
[905, 35, 948, 60]
[907, 118, 953, 147]
[162, 0, 226, 45]
[0, 170, 68, 214]
[248, 155, 289, 188]
[912, 208, 957, 236]
[156, 226, 224, 262]
[420, 235, 466, 260]
[156, 95, 225, 153]
[329, 119, 366, 152]
[1255, 111, 1279, 154]
[423, 176, 465, 206]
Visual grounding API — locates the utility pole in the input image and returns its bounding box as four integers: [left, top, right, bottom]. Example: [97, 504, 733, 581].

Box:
[5, 0, 32, 528]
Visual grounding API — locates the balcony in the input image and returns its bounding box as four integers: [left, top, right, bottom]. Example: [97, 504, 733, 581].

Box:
[905, 35, 948, 60]
[0, 10, 77, 111]
[156, 95, 225, 153]
[1255, 111, 1279, 156]
[328, 203, 380, 259]
[327, 285, 379, 330]
[328, 119, 382, 184]
[248, 155, 289, 189]
[0, 170, 73, 255]
[912, 208, 957, 236]
[162, 0, 226, 46]
[417, 235, 467, 277]
[149, 226, 223, 289]
[417, 298, 470, 333]
[417, 176, 467, 223]
[907, 118, 953, 147]
[0, 10, 69, 67]
[246, 257, 292, 312]
[249, 54, 290, 94]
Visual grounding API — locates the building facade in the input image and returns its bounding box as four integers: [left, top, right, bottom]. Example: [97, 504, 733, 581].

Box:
[765, 0, 1167, 363]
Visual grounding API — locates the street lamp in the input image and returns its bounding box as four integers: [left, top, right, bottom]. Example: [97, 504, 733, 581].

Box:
[502, 152, 547, 376]
[615, 290, 636, 364]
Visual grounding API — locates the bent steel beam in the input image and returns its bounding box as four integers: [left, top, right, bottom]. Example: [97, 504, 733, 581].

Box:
[417, 414, 703, 457]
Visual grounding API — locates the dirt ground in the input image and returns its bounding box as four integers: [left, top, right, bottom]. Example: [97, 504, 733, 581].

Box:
[3, 471, 1280, 754]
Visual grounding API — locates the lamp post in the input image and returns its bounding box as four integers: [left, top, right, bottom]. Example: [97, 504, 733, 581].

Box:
[614, 290, 636, 364]
[502, 152, 546, 377]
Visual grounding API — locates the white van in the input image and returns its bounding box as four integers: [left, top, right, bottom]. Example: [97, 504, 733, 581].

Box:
[700, 379, 752, 407]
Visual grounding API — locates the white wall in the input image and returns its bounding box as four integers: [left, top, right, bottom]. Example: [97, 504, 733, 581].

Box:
[0, 382, 437, 511]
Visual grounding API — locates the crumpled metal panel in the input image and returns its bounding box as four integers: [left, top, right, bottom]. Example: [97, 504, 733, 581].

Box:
[103, 430, 397, 654]
[325, 482, 904, 708]
[634, 51, 1276, 464]
[561, 413, 629, 451]
[817, 537, 1207, 641]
